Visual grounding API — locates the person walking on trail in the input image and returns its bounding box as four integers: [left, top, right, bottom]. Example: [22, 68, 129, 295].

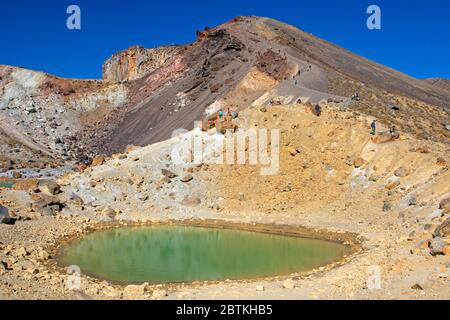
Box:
[314, 104, 322, 117]
[389, 126, 396, 136]
[219, 110, 223, 120]
[370, 120, 377, 135]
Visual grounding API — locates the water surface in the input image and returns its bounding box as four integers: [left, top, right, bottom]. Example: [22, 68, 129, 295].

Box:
[59, 226, 350, 284]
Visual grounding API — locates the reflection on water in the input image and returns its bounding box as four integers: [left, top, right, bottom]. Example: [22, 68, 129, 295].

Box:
[59, 226, 350, 284]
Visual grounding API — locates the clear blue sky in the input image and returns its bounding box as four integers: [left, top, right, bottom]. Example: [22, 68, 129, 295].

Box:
[1, 0, 449, 79]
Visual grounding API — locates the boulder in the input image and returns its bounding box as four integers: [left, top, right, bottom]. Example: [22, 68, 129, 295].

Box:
[38, 250, 50, 261]
[353, 158, 365, 168]
[31, 193, 64, 215]
[91, 156, 105, 167]
[11, 171, 22, 179]
[161, 169, 177, 179]
[6, 160, 14, 170]
[16, 246, 29, 257]
[12, 179, 39, 191]
[158, 176, 172, 185]
[436, 157, 447, 167]
[433, 217, 450, 238]
[394, 167, 409, 177]
[408, 195, 417, 206]
[69, 193, 84, 206]
[42, 204, 63, 216]
[38, 180, 61, 195]
[181, 196, 201, 207]
[287, 147, 298, 157]
[123, 284, 148, 298]
[411, 283, 424, 290]
[180, 174, 193, 183]
[382, 201, 392, 212]
[415, 146, 431, 154]
[0, 205, 13, 225]
[429, 237, 448, 256]
[385, 180, 400, 190]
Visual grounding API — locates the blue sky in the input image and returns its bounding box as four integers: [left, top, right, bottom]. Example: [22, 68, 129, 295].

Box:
[1, 0, 449, 79]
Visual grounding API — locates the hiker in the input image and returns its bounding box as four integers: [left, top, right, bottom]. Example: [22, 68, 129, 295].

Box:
[218, 110, 224, 120]
[370, 120, 377, 135]
[314, 104, 321, 117]
[389, 126, 396, 136]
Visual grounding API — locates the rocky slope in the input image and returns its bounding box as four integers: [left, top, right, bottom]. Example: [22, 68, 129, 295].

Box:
[86, 16, 450, 155]
[0, 65, 127, 173]
[1, 16, 449, 170]
[424, 78, 450, 94]
[0, 101, 449, 299]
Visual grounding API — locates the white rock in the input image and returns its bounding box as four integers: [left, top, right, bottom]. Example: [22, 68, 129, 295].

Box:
[282, 279, 296, 289]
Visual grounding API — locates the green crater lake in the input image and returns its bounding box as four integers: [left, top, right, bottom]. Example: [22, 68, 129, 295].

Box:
[58, 226, 350, 284]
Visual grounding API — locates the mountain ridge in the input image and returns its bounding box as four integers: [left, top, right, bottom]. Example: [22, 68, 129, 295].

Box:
[0, 16, 449, 171]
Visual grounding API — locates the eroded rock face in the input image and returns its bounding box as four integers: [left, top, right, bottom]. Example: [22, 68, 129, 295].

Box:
[102, 45, 183, 83]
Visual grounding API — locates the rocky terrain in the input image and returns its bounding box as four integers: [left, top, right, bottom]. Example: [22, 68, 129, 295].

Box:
[0, 16, 449, 300]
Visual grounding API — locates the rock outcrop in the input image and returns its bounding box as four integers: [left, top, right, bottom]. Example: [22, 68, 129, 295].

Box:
[102, 45, 182, 83]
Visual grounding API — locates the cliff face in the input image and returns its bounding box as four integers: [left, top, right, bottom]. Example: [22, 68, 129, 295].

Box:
[102, 45, 183, 82]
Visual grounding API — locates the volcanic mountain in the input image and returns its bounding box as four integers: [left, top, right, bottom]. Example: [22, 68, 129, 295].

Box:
[1, 16, 449, 170]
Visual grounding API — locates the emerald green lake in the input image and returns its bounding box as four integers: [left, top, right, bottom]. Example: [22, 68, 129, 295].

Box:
[58, 226, 350, 284]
